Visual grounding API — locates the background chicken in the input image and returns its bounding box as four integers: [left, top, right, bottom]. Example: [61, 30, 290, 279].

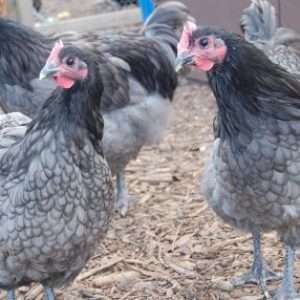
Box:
[0, 1, 191, 215]
[241, 0, 300, 75]
[176, 24, 300, 299]
[0, 112, 31, 130]
[32, 0, 42, 12]
[0, 42, 114, 300]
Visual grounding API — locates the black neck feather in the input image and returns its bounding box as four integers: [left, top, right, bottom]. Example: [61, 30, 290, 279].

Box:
[28, 62, 104, 153]
[208, 36, 300, 143]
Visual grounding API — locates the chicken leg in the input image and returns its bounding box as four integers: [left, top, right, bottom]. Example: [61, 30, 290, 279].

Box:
[272, 245, 299, 300]
[232, 231, 282, 296]
[44, 287, 55, 300]
[7, 289, 15, 300]
[115, 170, 131, 216]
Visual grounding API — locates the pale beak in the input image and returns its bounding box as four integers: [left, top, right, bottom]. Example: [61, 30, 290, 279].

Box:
[39, 62, 60, 80]
[175, 52, 194, 72]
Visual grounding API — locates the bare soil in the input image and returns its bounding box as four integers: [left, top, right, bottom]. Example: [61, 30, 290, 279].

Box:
[0, 81, 297, 300]
[1, 0, 300, 299]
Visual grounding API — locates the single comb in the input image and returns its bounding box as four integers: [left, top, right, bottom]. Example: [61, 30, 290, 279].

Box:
[47, 40, 64, 64]
[177, 22, 197, 53]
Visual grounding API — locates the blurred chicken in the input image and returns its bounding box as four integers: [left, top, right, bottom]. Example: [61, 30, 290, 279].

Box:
[0, 1, 191, 215]
[0, 42, 114, 300]
[176, 24, 300, 299]
[32, 0, 42, 12]
[0, 112, 31, 130]
[241, 0, 300, 75]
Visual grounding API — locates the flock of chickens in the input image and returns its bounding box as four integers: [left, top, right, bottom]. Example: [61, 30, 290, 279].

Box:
[0, 0, 300, 299]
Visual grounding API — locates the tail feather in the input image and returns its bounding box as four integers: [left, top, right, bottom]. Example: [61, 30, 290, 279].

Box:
[141, 1, 193, 60]
[274, 27, 300, 46]
[240, 0, 277, 42]
[241, 0, 300, 47]
[142, 1, 193, 35]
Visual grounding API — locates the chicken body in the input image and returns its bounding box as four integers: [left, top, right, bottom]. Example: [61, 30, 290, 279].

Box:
[241, 0, 300, 75]
[0, 45, 114, 299]
[0, 1, 190, 214]
[176, 25, 300, 299]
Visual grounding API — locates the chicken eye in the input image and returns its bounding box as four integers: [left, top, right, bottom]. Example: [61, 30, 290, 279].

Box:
[66, 57, 74, 66]
[199, 37, 209, 48]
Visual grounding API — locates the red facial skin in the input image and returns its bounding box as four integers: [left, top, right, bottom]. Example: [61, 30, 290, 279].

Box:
[46, 41, 88, 89]
[53, 57, 88, 89]
[177, 23, 228, 71]
[53, 76, 75, 89]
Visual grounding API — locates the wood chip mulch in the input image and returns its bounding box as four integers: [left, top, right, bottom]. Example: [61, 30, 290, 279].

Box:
[1, 80, 297, 299]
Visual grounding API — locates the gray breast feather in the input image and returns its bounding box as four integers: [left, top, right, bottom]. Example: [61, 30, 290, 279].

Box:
[0, 127, 114, 288]
[203, 119, 300, 245]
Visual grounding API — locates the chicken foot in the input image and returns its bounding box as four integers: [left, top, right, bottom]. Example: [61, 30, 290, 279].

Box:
[232, 231, 282, 297]
[272, 245, 300, 300]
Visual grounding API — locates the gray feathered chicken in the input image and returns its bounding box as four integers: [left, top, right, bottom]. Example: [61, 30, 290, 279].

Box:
[176, 24, 300, 299]
[241, 0, 300, 75]
[0, 112, 31, 130]
[0, 1, 191, 215]
[0, 42, 114, 300]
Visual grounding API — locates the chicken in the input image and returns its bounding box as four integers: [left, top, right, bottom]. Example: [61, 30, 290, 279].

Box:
[241, 0, 300, 75]
[176, 24, 300, 299]
[0, 1, 191, 215]
[0, 112, 31, 130]
[32, 0, 42, 12]
[0, 41, 114, 300]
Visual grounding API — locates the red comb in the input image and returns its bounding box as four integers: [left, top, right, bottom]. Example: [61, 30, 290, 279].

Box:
[177, 22, 197, 53]
[47, 40, 64, 63]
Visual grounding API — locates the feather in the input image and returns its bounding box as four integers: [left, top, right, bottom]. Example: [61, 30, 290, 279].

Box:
[0, 112, 31, 130]
[241, 0, 300, 75]
[0, 45, 114, 293]
[0, 1, 191, 213]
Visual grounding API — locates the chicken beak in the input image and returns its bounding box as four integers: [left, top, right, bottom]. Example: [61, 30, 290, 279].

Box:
[175, 52, 194, 72]
[39, 63, 60, 80]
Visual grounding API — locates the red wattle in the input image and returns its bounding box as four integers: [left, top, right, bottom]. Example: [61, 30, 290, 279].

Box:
[196, 59, 215, 71]
[53, 76, 75, 89]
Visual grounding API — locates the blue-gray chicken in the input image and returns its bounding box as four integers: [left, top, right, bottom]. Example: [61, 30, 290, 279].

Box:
[176, 24, 300, 299]
[0, 42, 114, 300]
[241, 0, 300, 76]
[0, 1, 191, 215]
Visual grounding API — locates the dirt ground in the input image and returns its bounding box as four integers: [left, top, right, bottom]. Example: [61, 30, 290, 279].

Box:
[0, 81, 298, 300]
[1, 1, 300, 300]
